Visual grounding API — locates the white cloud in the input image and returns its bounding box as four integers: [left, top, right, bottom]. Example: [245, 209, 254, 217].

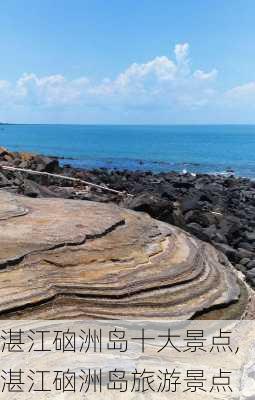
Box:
[174, 43, 189, 64]
[0, 42, 231, 120]
[0, 80, 9, 89]
[88, 42, 218, 110]
[193, 69, 218, 81]
[117, 56, 177, 85]
[225, 82, 255, 100]
[15, 73, 90, 106]
[0, 42, 217, 112]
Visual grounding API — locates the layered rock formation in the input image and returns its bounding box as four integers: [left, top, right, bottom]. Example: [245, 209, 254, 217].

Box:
[0, 190, 250, 319]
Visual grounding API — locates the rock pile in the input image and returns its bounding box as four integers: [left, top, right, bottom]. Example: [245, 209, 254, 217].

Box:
[80, 168, 255, 289]
[0, 146, 59, 173]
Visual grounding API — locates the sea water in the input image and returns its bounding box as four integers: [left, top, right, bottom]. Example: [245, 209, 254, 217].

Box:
[1, 124, 255, 177]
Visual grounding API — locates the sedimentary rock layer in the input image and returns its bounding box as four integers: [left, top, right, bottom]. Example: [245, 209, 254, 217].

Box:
[0, 190, 248, 319]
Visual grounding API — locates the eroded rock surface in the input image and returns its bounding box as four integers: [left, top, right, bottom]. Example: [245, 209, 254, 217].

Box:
[0, 190, 250, 319]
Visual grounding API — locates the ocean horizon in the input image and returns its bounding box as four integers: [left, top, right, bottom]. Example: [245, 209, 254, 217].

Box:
[1, 123, 255, 178]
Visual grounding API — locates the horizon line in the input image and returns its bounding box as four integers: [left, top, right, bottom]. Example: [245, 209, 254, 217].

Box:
[2, 123, 255, 127]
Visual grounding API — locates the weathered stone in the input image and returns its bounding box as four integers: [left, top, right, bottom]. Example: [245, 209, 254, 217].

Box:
[238, 248, 254, 259]
[247, 268, 255, 279]
[214, 243, 239, 262]
[3, 154, 14, 162]
[0, 172, 11, 187]
[244, 231, 255, 242]
[247, 260, 255, 270]
[219, 216, 242, 241]
[181, 196, 200, 212]
[203, 224, 217, 240]
[33, 156, 59, 173]
[235, 264, 246, 273]
[22, 179, 58, 198]
[214, 232, 228, 244]
[239, 242, 254, 252]
[240, 258, 251, 266]
[0, 190, 248, 320]
[19, 152, 34, 162]
[184, 210, 217, 227]
[122, 192, 172, 221]
[0, 146, 8, 157]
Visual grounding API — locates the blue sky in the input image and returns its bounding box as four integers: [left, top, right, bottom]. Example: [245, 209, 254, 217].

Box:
[0, 0, 255, 124]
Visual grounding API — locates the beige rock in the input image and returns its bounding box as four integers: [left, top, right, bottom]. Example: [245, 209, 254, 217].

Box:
[0, 190, 250, 319]
[19, 152, 35, 162]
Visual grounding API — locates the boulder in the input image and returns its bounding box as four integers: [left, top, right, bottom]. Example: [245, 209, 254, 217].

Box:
[219, 216, 242, 241]
[172, 201, 185, 227]
[3, 153, 14, 162]
[32, 155, 59, 173]
[240, 258, 250, 266]
[238, 247, 254, 260]
[159, 184, 176, 200]
[122, 192, 172, 222]
[214, 232, 228, 244]
[246, 260, 255, 270]
[235, 264, 246, 273]
[19, 152, 34, 162]
[0, 146, 9, 157]
[0, 172, 11, 187]
[184, 210, 217, 227]
[246, 268, 255, 280]
[21, 179, 58, 198]
[214, 243, 239, 263]
[181, 195, 201, 212]
[186, 223, 217, 242]
[0, 190, 249, 320]
[238, 242, 254, 252]
[244, 231, 255, 242]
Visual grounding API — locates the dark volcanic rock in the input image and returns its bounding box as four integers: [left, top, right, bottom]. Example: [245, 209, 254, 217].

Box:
[247, 260, 255, 270]
[246, 268, 255, 286]
[32, 156, 59, 173]
[21, 179, 59, 198]
[214, 243, 240, 263]
[181, 195, 201, 212]
[240, 258, 250, 266]
[238, 242, 254, 252]
[219, 216, 242, 241]
[184, 210, 218, 227]
[122, 192, 173, 223]
[238, 248, 254, 260]
[0, 172, 11, 187]
[214, 232, 228, 244]
[186, 223, 210, 242]
[244, 231, 255, 242]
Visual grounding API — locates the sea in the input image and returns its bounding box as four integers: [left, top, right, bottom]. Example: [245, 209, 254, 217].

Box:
[1, 124, 255, 178]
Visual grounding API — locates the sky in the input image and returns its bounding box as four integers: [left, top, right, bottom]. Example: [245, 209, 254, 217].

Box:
[0, 0, 255, 124]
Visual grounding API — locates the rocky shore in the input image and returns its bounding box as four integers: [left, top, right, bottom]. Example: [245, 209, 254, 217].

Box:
[1, 146, 255, 290]
[1, 189, 248, 319]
